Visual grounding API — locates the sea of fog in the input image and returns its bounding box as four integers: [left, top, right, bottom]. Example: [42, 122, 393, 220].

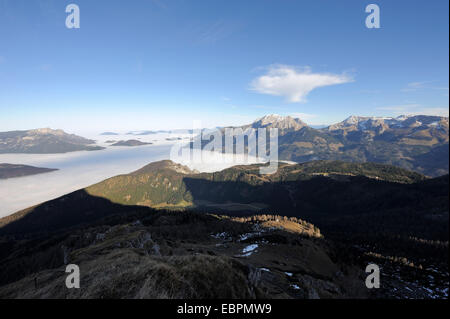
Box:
[0, 133, 264, 218]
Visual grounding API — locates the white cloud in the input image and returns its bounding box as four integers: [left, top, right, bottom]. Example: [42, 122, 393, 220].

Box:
[250, 65, 353, 103]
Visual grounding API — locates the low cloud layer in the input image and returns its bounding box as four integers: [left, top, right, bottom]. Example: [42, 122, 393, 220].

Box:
[250, 65, 353, 103]
[0, 140, 264, 218]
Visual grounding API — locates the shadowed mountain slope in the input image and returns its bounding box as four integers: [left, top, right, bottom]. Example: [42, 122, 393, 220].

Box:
[0, 160, 447, 299]
[0, 209, 366, 299]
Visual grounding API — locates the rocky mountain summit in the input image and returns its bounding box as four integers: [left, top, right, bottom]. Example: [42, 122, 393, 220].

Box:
[244, 114, 308, 134]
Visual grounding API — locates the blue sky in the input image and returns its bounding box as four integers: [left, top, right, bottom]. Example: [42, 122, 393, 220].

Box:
[0, 0, 448, 133]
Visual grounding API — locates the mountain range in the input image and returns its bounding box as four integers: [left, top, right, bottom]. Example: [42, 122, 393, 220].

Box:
[0, 128, 104, 154]
[1, 114, 447, 178]
[215, 114, 449, 177]
[126, 129, 194, 136]
[111, 140, 152, 147]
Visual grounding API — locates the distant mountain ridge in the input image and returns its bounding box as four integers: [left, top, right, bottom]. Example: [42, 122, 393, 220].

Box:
[0, 128, 104, 154]
[219, 114, 449, 177]
[0, 164, 58, 179]
[126, 129, 193, 135]
[325, 115, 448, 137]
[111, 140, 152, 147]
[100, 132, 119, 136]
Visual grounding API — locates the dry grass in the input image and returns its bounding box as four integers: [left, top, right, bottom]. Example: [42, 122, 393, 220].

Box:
[0, 211, 365, 299]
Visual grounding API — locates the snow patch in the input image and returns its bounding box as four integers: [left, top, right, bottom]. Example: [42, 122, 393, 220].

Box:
[241, 244, 259, 256]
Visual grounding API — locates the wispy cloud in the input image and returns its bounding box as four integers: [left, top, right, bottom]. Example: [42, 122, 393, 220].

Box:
[290, 112, 318, 121]
[250, 65, 353, 103]
[376, 103, 422, 112]
[401, 82, 428, 92]
[248, 105, 286, 110]
[435, 86, 449, 97]
[195, 20, 240, 44]
[377, 104, 449, 117]
[401, 81, 449, 93]
[38, 64, 52, 72]
[412, 108, 449, 117]
[150, 0, 168, 9]
[134, 59, 144, 73]
[0, 56, 5, 64]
